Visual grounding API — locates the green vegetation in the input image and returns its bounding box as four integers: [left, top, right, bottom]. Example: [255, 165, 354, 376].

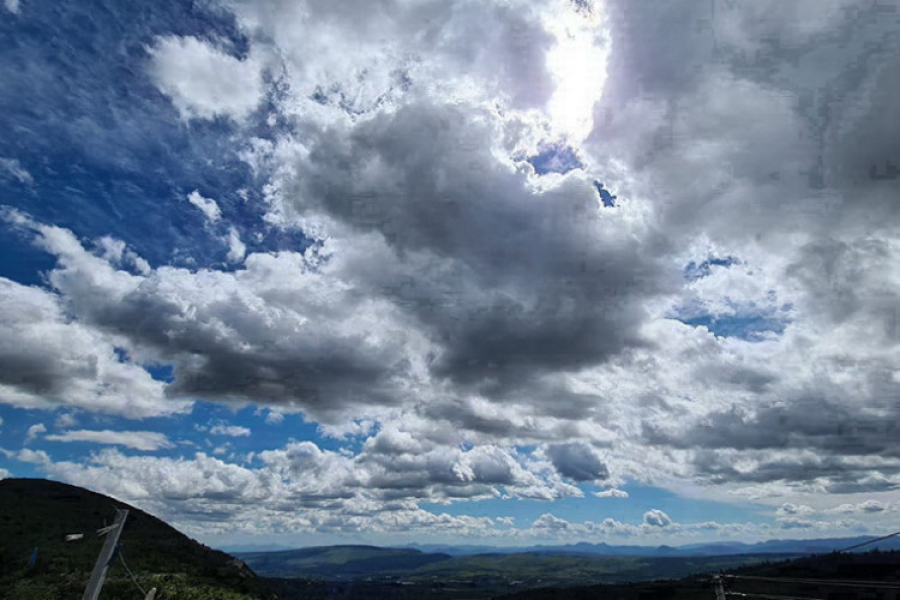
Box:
[496, 550, 900, 599]
[240, 545, 798, 595]
[0, 478, 273, 600]
[237, 545, 451, 579]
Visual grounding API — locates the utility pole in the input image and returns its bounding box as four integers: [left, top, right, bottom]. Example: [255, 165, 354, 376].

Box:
[82, 508, 129, 600]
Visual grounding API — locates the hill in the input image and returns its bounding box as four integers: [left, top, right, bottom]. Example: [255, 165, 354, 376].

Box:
[236, 545, 451, 579]
[0, 478, 273, 600]
[239, 545, 798, 596]
[495, 550, 900, 599]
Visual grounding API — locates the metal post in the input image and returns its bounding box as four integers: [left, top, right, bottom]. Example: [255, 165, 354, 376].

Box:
[713, 575, 727, 600]
[82, 509, 128, 600]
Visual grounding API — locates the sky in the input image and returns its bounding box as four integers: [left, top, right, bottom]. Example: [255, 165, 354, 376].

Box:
[1, 0, 899, 550]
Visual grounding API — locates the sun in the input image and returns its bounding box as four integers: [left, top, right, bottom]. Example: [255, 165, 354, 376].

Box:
[544, 1, 610, 143]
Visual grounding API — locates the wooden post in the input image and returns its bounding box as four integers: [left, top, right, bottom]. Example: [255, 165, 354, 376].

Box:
[82, 509, 128, 600]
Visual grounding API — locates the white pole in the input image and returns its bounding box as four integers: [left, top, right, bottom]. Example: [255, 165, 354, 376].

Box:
[82, 509, 129, 600]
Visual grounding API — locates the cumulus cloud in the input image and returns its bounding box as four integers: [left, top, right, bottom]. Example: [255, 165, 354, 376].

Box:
[594, 488, 628, 499]
[44, 429, 174, 451]
[643, 509, 672, 528]
[25, 423, 46, 443]
[225, 227, 246, 263]
[148, 36, 264, 121]
[545, 442, 609, 482]
[5, 0, 900, 536]
[0, 253, 189, 418]
[776, 503, 815, 518]
[186, 190, 222, 224]
[264, 410, 284, 425]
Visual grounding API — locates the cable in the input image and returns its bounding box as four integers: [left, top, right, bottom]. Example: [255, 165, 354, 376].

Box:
[838, 529, 900, 553]
[725, 593, 823, 600]
[117, 549, 147, 597]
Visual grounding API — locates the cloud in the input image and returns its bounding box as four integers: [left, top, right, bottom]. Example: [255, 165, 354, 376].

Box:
[545, 442, 609, 482]
[44, 429, 174, 451]
[15, 448, 50, 464]
[5, 0, 900, 527]
[643, 509, 672, 528]
[264, 410, 284, 425]
[225, 227, 246, 263]
[148, 36, 264, 122]
[209, 425, 251, 438]
[594, 488, 628, 499]
[186, 190, 222, 224]
[2, 0, 18, 15]
[0, 158, 32, 183]
[54, 413, 77, 429]
[776, 503, 815, 518]
[826, 500, 893, 515]
[0, 257, 189, 418]
[25, 423, 46, 443]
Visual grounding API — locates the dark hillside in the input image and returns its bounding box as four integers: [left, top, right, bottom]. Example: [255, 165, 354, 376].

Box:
[0, 477, 272, 600]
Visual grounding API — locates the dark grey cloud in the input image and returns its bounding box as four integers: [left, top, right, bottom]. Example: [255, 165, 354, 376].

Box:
[546, 442, 609, 482]
[284, 100, 670, 390]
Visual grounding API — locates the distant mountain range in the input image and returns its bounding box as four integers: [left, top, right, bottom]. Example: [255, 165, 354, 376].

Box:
[398, 535, 900, 557]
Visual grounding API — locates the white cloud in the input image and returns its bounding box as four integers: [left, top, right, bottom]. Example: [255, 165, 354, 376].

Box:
[776, 503, 815, 518]
[44, 429, 174, 451]
[225, 227, 246, 263]
[186, 190, 221, 223]
[6, 0, 900, 532]
[16, 448, 50, 464]
[54, 413, 77, 429]
[148, 36, 264, 122]
[0, 157, 31, 182]
[643, 509, 672, 528]
[25, 423, 46, 443]
[594, 488, 628, 499]
[0, 468, 10, 479]
[0, 272, 188, 418]
[209, 424, 251, 437]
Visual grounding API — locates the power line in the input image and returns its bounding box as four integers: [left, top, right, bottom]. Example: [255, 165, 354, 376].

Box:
[725, 593, 823, 600]
[838, 529, 900, 553]
[117, 548, 147, 597]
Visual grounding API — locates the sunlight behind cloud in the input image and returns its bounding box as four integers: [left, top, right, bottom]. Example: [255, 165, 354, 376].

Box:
[544, 1, 610, 142]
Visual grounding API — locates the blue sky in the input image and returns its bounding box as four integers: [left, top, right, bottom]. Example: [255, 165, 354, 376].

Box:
[1, 0, 900, 549]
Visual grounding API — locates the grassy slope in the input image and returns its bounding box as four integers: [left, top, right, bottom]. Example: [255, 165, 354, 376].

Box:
[0, 478, 272, 600]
